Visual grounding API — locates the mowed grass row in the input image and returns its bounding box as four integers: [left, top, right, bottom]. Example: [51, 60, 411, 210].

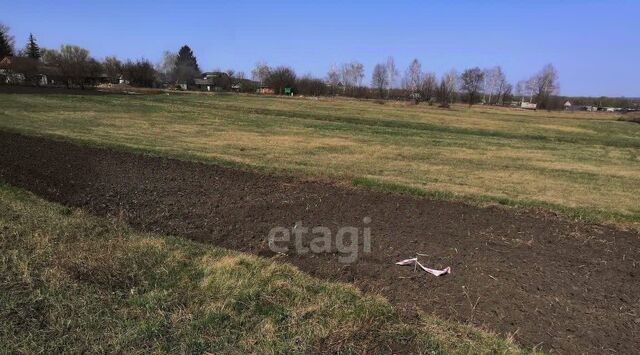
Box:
[1, 92, 639, 224]
[0, 183, 529, 353]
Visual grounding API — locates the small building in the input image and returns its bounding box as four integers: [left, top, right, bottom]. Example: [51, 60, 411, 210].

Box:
[193, 72, 231, 91]
[230, 78, 258, 93]
[257, 86, 274, 95]
[0, 56, 65, 86]
[0, 56, 105, 87]
[0, 56, 39, 84]
[520, 101, 537, 110]
[564, 101, 572, 110]
[38, 65, 63, 85]
[85, 73, 111, 86]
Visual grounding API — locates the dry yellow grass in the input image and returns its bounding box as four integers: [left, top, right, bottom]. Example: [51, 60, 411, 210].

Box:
[0, 92, 638, 224]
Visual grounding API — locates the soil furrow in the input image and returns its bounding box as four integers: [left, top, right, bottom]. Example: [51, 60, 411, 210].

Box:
[0, 131, 638, 354]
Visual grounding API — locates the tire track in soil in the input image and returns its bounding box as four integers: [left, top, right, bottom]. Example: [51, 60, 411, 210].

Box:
[1, 131, 638, 354]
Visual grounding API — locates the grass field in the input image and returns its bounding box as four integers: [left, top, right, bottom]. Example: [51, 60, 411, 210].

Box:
[0, 183, 529, 353]
[1, 90, 639, 225]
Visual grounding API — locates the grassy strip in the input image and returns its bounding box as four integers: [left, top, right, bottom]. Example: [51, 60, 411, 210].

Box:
[210, 104, 640, 149]
[352, 177, 640, 225]
[0, 183, 534, 354]
[3, 126, 638, 228]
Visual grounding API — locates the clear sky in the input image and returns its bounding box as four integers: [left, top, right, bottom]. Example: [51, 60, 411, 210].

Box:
[2, 0, 639, 97]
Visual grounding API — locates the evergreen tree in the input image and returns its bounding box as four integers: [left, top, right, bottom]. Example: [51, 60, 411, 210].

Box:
[173, 45, 200, 84]
[175, 45, 199, 72]
[0, 23, 14, 58]
[25, 33, 40, 59]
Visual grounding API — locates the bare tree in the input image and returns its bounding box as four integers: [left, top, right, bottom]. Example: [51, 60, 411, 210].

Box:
[251, 62, 270, 85]
[40, 48, 58, 65]
[483, 67, 499, 104]
[49, 45, 91, 88]
[326, 64, 341, 94]
[265, 66, 296, 94]
[385, 56, 398, 90]
[297, 75, 327, 96]
[525, 76, 539, 102]
[499, 82, 513, 104]
[352, 62, 365, 86]
[87, 58, 104, 80]
[437, 69, 458, 107]
[122, 59, 157, 87]
[403, 59, 423, 95]
[342, 61, 364, 87]
[515, 80, 528, 101]
[481, 67, 511, 105]
[371, 63, 389, 98]
[340, 61, 364, 95]
[156, 51, 177, 83]
[340, 63, 353, 87]
[492, 68, 510, 105]
[420, 72, 437, 102]
[103, 56, 122, 83]
[532, 63, 559, 109]
[326, 64, 340, 85]
[460, 67, 485, 106]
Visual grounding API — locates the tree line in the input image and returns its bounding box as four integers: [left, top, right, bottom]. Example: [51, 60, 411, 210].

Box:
[2, 23, 635, 110]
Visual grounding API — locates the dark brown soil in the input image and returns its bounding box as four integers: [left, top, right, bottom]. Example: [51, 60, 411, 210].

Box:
[1, 131, 638, 354]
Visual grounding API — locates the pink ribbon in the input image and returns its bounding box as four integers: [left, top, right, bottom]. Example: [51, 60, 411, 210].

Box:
[396, 257, 451, 276]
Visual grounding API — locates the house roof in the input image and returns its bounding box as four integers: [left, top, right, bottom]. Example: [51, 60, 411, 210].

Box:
[0, 57, 65, 78]
[202, 71, 229, 78]
[0, 56, 40, 70]
[39, 65, 61, 76]
[194, 78, 215, 85]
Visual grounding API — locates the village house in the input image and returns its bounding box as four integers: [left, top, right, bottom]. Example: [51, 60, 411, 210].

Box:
[0, 56, 67, 86]
[257, 85, 274, 94]
[520, 101, 537, 110]
[193, 72, 231, 91]
[0, 56, 106, 87]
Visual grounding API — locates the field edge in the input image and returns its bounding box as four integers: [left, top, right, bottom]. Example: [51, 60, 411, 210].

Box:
[0, 181, 533, 354]
[2, 126, 638, 230]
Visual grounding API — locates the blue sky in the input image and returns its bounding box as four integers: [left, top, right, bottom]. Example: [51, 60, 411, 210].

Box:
[2, 0, 639, 96]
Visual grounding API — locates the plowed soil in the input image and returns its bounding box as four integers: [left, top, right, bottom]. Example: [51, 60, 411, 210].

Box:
[1, 131, 638, 354]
